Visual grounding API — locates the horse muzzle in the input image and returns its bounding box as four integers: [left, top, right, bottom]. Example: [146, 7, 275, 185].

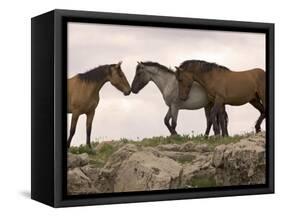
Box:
[124, 89, 131, 96]
[131, 88, 139, 94]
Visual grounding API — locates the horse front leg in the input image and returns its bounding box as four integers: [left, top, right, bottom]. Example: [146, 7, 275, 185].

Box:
[170, 105, 179, 135]
[67, 112, 80, 148]
[86, 110, 95, 145]
[164, 107, 173, 135]
[204, 103, 213, 137]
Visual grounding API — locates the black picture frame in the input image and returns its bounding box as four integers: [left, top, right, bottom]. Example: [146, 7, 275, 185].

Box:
[31, 9, 274, 207]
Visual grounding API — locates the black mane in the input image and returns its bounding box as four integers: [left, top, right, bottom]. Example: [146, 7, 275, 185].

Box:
[179, 60, 230, 73]
[140, 61, 174, 74]
[78, 64, 113, 82]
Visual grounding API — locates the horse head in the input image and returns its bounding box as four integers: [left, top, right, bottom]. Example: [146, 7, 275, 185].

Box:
[131, 61, 152, 94]
[175, 66, 194, 101]
[109, 61, 131, 96]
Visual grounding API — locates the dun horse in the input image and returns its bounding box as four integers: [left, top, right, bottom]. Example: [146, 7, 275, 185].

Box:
[67, 62, 131, 148]
[175, 60, 265, 136]
[131, 61, 228, 136]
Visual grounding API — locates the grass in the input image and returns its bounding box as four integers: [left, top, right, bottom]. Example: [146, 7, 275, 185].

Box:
[68, 142, 98, 155]
[88, 143, 116, 167]
[128, 133, 250, 147]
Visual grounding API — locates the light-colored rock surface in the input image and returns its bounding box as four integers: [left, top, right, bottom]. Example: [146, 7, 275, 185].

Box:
[68, 153, 89, 169]
[114, 150, 182, 192]
[67, 167, 99, 195]
[67, 132, 266, 194]
[212, 132, 266, 185]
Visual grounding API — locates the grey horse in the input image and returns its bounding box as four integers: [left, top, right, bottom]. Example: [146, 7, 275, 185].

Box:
[131, 61, 228, 136]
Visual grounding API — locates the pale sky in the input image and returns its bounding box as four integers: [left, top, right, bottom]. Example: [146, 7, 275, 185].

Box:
[67, 22, 266, 145]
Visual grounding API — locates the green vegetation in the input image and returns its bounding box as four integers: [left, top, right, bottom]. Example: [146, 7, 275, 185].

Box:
[176, 154, 196, 164]
[69, 142, 117, 167]
[88, 143, 116, 167]
[189, 175, 217, 188]
[68, 142, 98, 155]
[128, 133, 250, 147]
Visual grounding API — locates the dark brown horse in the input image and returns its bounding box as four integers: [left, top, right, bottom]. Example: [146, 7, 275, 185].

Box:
[67, 62, 131, 148]
[175, 60, 265, 136]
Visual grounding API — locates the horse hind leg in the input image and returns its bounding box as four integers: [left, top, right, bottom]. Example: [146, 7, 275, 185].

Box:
[67, 112, 80, 148]
[218, 106, 228, 137]
[250, 98, 265, 133]
[164, 107, 173, 135]
[221, 105, 229, 136]
[170, 105, 179, 135]
[210, 98, 226, 136]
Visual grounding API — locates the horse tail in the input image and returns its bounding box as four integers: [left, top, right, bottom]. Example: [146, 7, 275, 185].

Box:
[256, 69, 266, 109]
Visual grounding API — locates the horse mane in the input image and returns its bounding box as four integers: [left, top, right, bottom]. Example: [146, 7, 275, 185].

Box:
[141, 61, 175, 74]
[78, 64, 113, 82]
[179, 60, 230, 73]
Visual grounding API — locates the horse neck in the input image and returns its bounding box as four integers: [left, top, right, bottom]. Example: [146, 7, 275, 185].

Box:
[89, 76, 109, 95]
[193, 71, 213, 92]
[149, 68, 177, 98]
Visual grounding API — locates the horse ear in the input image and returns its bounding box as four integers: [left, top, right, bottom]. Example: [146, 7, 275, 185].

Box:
[116, 61, 122, 67]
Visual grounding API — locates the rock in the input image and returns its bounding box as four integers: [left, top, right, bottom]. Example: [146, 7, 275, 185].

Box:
[80, 165, 113, 193]
[157, 143, 211, 153]
[212, 134, 266, 186]
[157, 144, 184, 152]
[114, 150, 182, 192]
[95, 141, 123, 152]
[68, 153, 89, 169]
[67, 167, 99, 195]
[104, 144, 138, 172]
[66, 132, 266, 194]
[161, 151, 197, 163]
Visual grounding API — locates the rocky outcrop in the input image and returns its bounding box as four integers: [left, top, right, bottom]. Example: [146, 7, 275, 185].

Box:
[68, 153, 89, 169]
[67, 132, 266, 195]
[212, 133, 266, 186]
[114, 149, 182, 192]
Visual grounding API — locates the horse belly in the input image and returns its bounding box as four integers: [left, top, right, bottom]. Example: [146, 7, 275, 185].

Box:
[224, 83, 255, 106]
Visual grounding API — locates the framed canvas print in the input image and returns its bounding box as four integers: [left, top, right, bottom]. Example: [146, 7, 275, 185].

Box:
[31, 9, 274, 207]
